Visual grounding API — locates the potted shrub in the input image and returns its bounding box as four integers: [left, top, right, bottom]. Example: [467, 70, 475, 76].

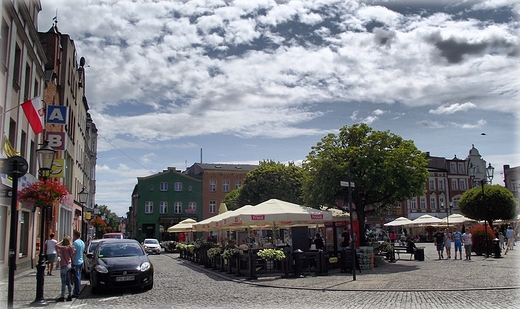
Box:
[471, 225, 495, 255]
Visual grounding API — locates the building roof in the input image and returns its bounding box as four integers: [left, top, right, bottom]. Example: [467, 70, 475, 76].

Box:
[190, 163, 258, 172]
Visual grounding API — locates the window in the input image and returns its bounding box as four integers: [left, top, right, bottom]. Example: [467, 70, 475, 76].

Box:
[459, 179, 467, 191]
[160, 182, 168, 191]
[188, 202, 196, 213]
[439, 197, 445, 209]
[450, 162, 456, 173]
[149, 185, 154, 191]
[209, 180, 216, 192]
[160, 202, 168, 214]
[174, 182, 182, 191]
[430, 197, 436, 209]
[429, 179, 435, 191]
[13, 45, 21, 89]
[512, 181, 518, 192]
[235, 180, 241, 189]
[420, 197, 426, 209]
[145, 201, 153, 214]
[438, 179, 444, 191]
[451, 179, 458, 190]
[188, 185, 192, 192]
[458, 162, 465, 174]
[222, 180, 229, 193]
[174, 202, 182, 214]
[209, 200, 216, 214]
[410, 199, 417, 210]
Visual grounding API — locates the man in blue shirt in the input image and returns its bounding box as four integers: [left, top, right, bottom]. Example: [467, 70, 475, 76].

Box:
[452, 227, 463, 260]
[72, 230, 85, 297]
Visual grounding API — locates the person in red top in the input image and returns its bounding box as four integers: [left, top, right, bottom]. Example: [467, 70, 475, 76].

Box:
[55, 236, 75, 302]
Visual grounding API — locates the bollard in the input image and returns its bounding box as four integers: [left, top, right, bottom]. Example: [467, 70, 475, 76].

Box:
[293, 249, 304, 278]
[493, 238, 501, 258]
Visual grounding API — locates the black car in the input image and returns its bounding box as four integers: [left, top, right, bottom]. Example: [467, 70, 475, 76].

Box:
[87, 239, 153, 294]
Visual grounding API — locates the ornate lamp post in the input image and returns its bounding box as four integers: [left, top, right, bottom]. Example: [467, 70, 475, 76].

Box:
[78, 187, 88, 240]
[4, 156, 28, 309]
[469, 163, 494, 258]
[31, 141, 55, 307]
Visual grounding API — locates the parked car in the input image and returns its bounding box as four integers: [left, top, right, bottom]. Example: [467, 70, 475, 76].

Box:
[87, 239, 154, 294]
[82, 239, 101, 279]
[103, 232, 124, 239]
[142, 238, 161, 255]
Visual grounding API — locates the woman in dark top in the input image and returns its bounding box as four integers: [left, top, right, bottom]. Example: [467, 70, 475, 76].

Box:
[314, 233, 324, 250]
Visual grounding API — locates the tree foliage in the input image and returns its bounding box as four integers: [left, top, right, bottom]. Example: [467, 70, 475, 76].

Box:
[237, 160, 307, 206]
[223, 187, 241, 211]
[459, 184, 517, 229]
[90, 204, 121, 237]
[302, 123, 429, 245]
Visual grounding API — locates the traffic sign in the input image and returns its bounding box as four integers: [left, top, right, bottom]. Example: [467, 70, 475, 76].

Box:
[340, 181, 355, 187]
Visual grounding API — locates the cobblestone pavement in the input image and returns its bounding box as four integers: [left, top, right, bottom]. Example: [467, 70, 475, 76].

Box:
[1, 244, 519, 309]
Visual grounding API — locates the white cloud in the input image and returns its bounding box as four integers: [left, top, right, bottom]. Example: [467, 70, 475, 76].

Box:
[429, 102, 477, 115]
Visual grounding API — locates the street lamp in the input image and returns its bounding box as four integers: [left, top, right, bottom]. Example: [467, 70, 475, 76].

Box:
[469, 163, 495, 258]
[340, 170, 356, 281]
[4, 156, 28, 309]
[442, 202, 453, 231]
[31, 141, 55, 307]
[78, 187, 88, 240]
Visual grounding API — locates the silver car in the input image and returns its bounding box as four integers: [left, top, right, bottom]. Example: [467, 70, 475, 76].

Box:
[83, 239, 101, 278]
[142, 238, 161, 255]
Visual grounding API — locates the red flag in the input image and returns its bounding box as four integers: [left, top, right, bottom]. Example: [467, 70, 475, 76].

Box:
[21, 97, 44, 134]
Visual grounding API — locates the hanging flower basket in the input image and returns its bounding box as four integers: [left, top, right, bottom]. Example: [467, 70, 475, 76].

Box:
[18, 179, 69, 208]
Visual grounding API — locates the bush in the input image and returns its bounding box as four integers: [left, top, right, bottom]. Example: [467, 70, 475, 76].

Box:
[471, 225, 495, 255]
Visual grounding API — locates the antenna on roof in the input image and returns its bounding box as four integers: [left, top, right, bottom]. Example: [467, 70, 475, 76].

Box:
[200, 148, 203, 163]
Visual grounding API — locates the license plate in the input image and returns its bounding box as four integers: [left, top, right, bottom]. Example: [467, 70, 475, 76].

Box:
[115, 276, 135, 282]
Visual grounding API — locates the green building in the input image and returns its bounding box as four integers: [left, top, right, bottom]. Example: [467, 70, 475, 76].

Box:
[130, 167, 202, 241]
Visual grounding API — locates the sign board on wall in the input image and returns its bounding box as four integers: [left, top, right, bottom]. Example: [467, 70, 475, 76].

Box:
[46, 132, 66, 151]
[46, 105, 68, 125]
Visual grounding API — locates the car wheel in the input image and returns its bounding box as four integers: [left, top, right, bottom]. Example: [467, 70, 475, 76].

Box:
[144, 282, 153, 290]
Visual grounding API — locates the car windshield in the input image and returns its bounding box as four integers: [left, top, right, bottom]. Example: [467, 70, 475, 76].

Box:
[144, 239, 159, 245]
[98, 243, 143, 258]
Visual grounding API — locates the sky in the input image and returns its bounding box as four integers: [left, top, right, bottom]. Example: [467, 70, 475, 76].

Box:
[37, 0, 519, 217]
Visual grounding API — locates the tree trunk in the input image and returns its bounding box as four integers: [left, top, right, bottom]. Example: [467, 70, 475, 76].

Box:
[355, 208, 366, 247]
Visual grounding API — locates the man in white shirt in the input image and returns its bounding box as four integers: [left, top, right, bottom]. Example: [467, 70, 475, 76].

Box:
[44, 233, 57, 275]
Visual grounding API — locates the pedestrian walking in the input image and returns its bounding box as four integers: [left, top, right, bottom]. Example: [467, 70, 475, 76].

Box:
[55, 236, 75, 302]
[452, 227, 463, 260]
[462, 230, 472, 260]
[444, 230, 452, 259]
[433, 228, 445, 259]
[498, 232, 505, 249]
[44, 233, 57, 275]
[505, 226, 514, 250]
[71, 230, 85, 297]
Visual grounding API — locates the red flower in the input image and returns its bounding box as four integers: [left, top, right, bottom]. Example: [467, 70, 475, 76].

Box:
[18, 179, 69, 208]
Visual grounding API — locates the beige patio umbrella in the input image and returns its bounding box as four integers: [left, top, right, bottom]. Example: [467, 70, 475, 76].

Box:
[384, 216, 414, 226]
[409, 214, 442, 226]
[220, 199, 333, 229]
[218, 202, 228, 214]
[439, 214, 477, 225]
[167, 218, 197, 233]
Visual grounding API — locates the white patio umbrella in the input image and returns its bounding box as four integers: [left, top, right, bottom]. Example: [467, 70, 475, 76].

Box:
[409, 214, 442, 226]
[439, 214, 477, 225]
[384, 217, 414, 226]
[167, 218, 197, 233]
[220, 199, 333, 229]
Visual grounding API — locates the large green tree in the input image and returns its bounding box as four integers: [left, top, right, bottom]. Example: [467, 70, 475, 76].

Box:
[237, 160, 307, 206]
[458, 184, 517, 230]
[302, 123, 429, 245]
[223, 187, 241, 211]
